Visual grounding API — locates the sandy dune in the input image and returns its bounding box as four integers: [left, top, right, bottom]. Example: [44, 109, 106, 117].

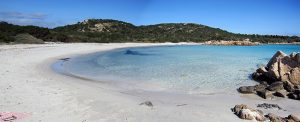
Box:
[0, 43, 299, 122]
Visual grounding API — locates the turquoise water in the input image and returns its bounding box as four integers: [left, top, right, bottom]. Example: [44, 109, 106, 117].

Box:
[59, 45, 300, 93]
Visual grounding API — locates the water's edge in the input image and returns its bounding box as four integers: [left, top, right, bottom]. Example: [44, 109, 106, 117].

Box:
[51, 44, 300, 95]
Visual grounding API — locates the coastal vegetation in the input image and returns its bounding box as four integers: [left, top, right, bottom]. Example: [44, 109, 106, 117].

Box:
[1, 19, 300, 44]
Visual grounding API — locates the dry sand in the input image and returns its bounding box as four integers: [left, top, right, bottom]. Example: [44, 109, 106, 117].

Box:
[0, 43, 299, 122]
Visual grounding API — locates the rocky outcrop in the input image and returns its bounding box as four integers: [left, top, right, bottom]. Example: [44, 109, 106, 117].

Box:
[239, 51, 300, 100]
[255, 51, 300, 85]
[204, 40, 260, 46]
[267, 113, 300, 122]
[233, 104, 300, 122]
[232, 104, 265, 121]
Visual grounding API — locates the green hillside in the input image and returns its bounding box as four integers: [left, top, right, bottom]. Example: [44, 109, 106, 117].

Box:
[1, 19, 299, 44]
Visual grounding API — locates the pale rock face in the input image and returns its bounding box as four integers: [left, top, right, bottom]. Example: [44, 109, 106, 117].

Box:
[267, 51, 287, 68]
[239, 109, 265, 121]
[268, 59, 281, 80]
[233, 104, 265, 121]
[278, 57, 292, 82]
[89, 23, 112, 32]
[232, 104, 249, 114]
[256, 67, 268, 74]
[263, 51, 300, 86]
[239, 109, 254, 120]
[289, 67, 300, 85]
[267, 113, 284, 122]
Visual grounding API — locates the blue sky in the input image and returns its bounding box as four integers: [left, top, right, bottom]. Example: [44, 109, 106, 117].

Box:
[0, 0, 299, 35]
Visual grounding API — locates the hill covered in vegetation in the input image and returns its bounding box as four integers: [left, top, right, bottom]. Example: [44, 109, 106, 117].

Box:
[1, 19, 300, 44]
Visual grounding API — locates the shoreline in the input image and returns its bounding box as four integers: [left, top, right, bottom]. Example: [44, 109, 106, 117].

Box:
[2, 41, 300, 47]
[1, 43, 299, 122]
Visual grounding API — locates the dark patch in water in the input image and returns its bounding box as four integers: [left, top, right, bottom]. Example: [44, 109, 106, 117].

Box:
[124, 50, 150, 56]
[59, 58, 70, 61]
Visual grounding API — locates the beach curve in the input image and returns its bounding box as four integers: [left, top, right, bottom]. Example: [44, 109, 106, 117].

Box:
[1, 43, 299, 122]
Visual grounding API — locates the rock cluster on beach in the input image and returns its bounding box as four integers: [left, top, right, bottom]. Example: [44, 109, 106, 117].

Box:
[232, 104, 300, 122]
[204, 39, 260, 46]
[238, 51, 300, 100]
[257, 103, 283, 110]
[232, 104, 265, 121]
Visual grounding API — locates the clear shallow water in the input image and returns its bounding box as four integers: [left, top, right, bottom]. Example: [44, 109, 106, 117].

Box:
[58, 45, 300, 94]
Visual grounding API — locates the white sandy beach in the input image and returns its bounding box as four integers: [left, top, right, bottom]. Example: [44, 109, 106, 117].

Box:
[0, 43, 299, 122]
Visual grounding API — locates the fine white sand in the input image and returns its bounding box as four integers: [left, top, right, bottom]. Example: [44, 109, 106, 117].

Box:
[0, 43, 299, 122]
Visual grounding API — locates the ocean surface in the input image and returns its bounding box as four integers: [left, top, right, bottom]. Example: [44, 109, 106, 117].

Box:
[54, 44, 300, 94]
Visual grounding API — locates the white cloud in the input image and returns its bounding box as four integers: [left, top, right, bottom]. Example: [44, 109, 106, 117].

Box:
[0, 11, 47, 20]
[0, 11, 58, 28]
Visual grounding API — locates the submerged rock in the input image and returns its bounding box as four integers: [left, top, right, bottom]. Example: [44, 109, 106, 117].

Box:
[125, 50, 140, 55]
[124, 49, 149, 56]
[59, 57, 70, 61]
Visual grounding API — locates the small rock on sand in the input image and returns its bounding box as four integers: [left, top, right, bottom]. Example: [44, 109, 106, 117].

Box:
[257, 103, 282, 110]
[140, 101, 153, 107]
